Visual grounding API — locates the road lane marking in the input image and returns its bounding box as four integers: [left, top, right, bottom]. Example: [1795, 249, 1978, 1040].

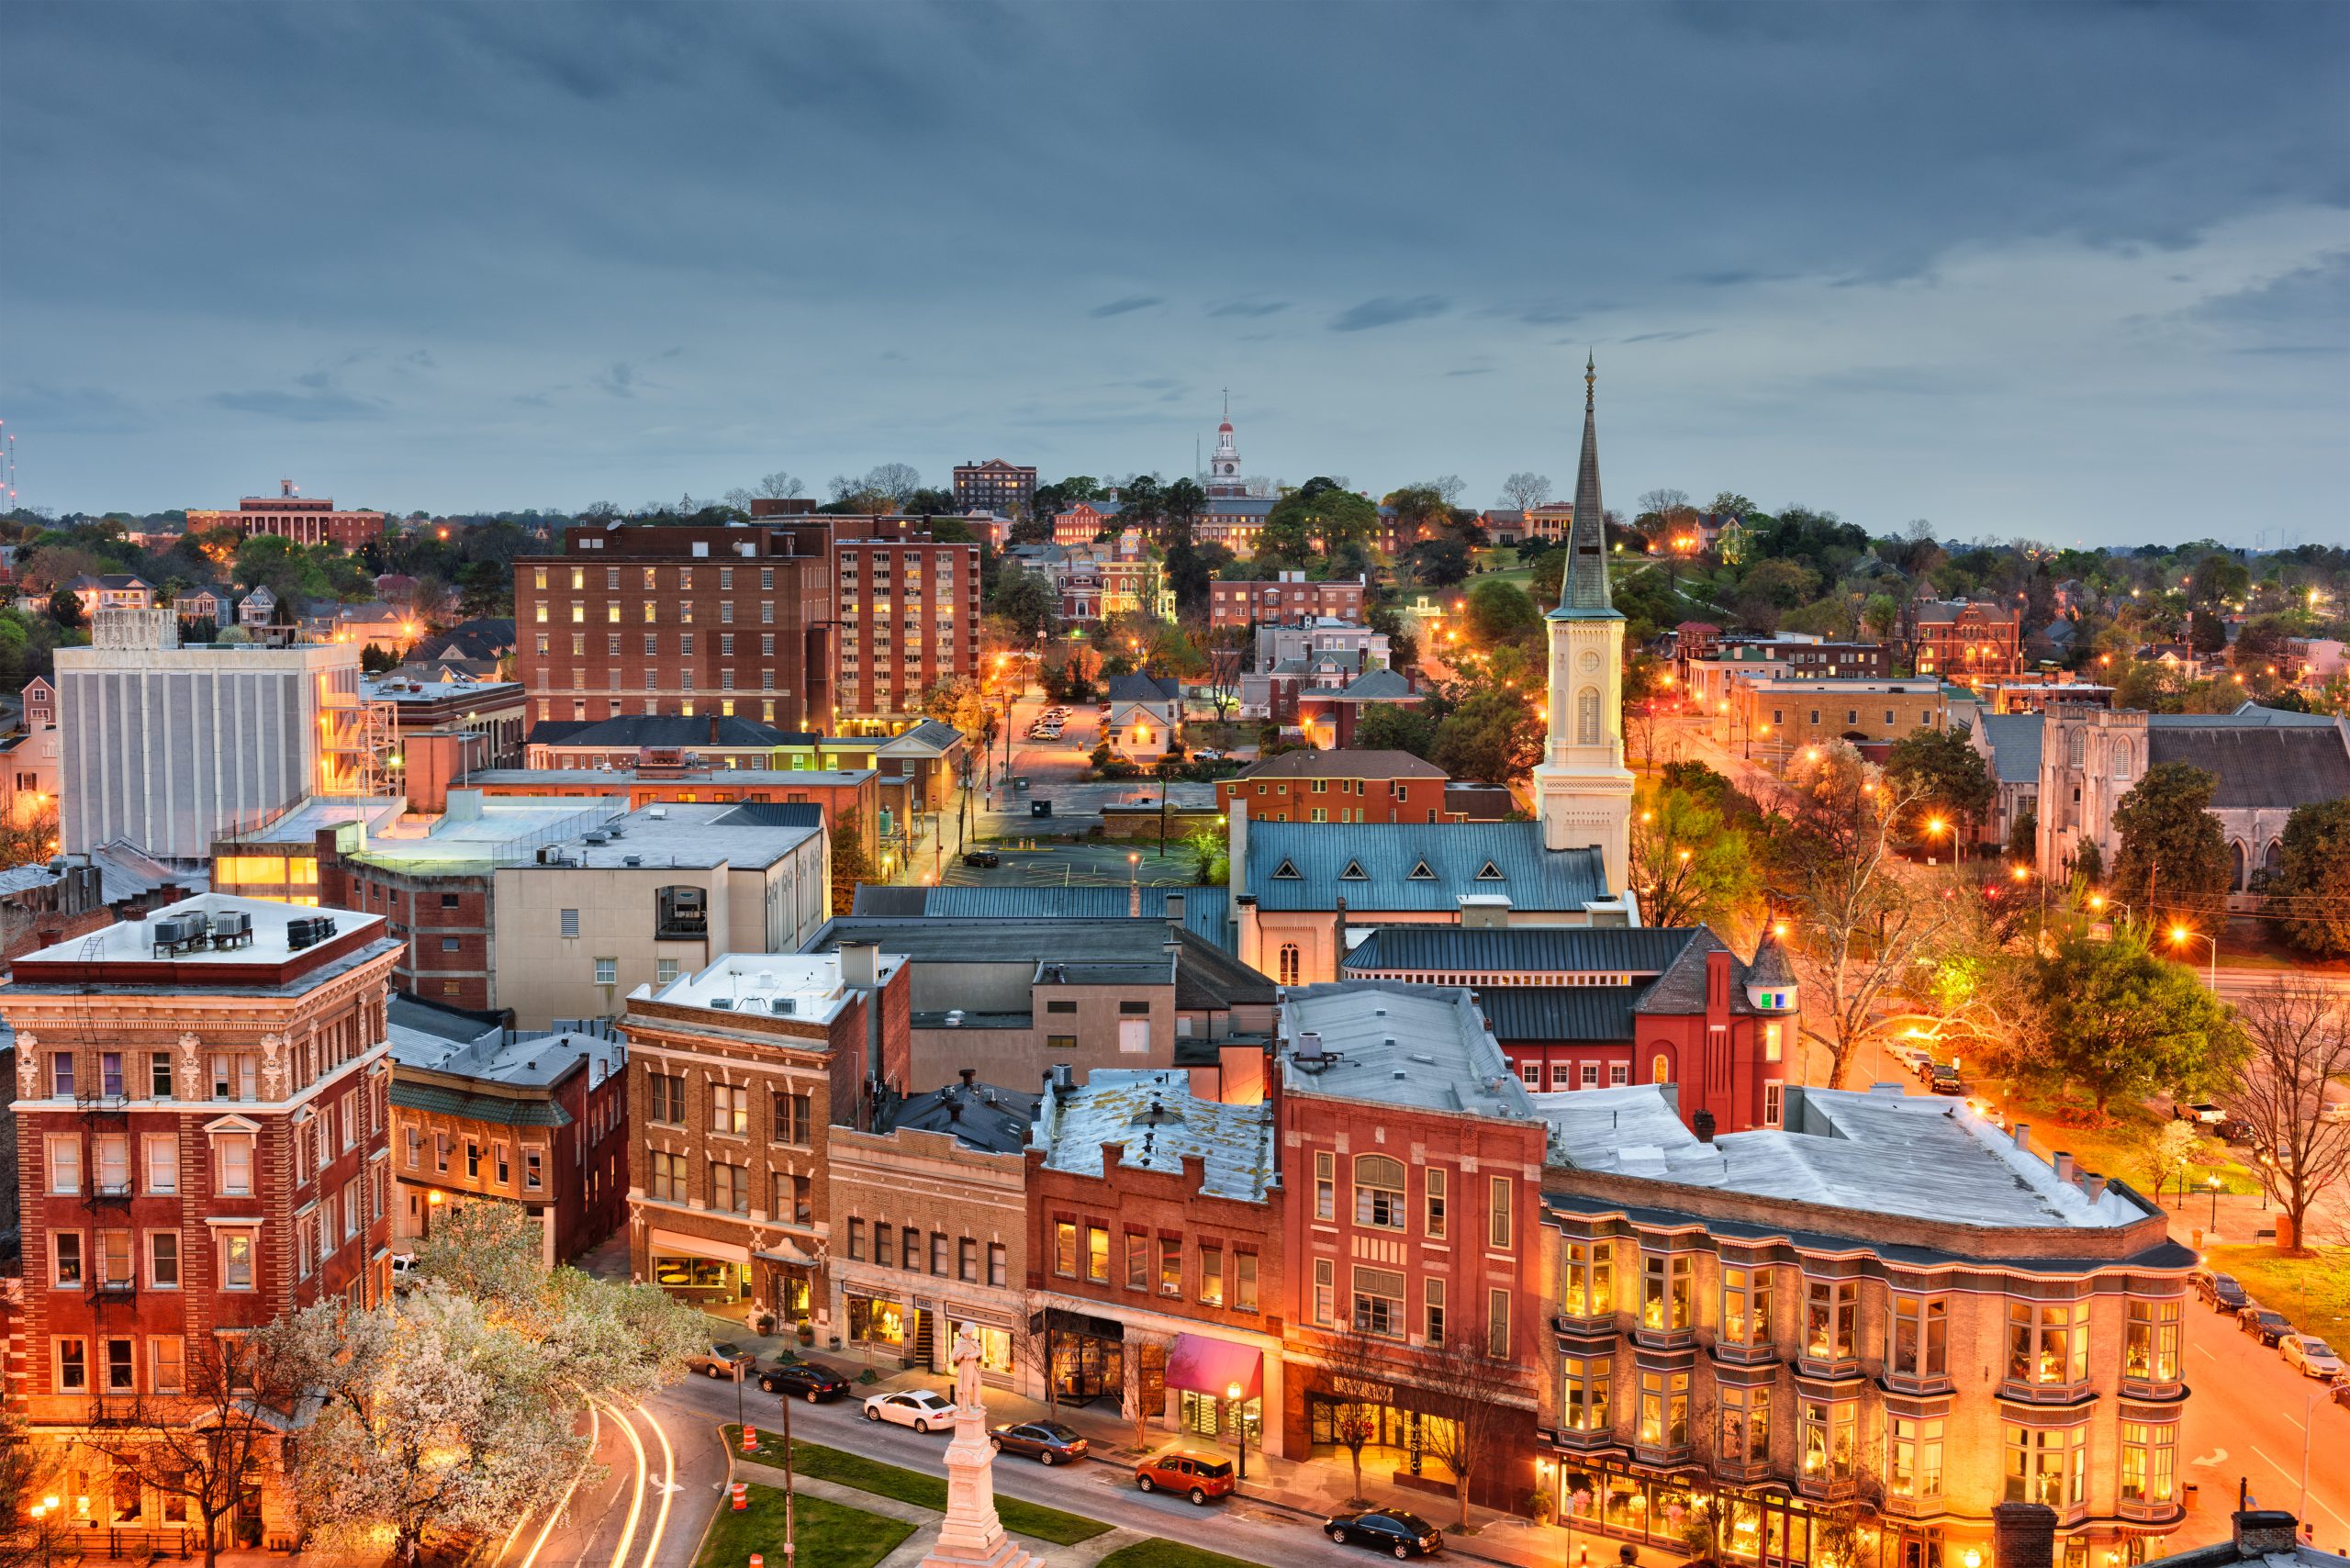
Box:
[639, 1402, 677, 1568]
[602, 1401, 649, 1568]
[517, 1404, 600, 1568]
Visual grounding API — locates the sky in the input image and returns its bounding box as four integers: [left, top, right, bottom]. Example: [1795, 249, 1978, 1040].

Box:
[5, 2, 2348, 548]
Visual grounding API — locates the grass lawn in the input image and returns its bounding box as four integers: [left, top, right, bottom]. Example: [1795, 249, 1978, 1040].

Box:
[725, 1428, 1109, 1546]
[2203, 1245, 2350, 1348]
[694, 1485, 912, 1568]
[1998, 1091, 2264, 1198]
[1096, 1541, 1269, 1568]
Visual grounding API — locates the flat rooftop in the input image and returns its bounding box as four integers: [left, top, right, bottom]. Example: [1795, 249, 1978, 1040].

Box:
[219, 796, 407, 846]
[1278, 980, 1535, 1119]
[360, 675, 526, 702]
[349, 800, 819, 873]
[465, 767, 877, 788]
[14, 893, 379, 969]
[5, 893, 395, 993]
[1032, 1068, 1276, 1203]
[639, 950, 904, 1027]
[1539, 1084, 2153, 1230]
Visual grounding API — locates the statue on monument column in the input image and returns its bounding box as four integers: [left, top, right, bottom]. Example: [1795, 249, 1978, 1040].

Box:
[951, 1323, 985, 1412]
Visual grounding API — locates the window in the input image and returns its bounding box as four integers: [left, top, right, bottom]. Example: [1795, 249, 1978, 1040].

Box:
[53, 1232, 83, 1287]
[648, 1151, 687, 1203]
[1424, 1168, 1447, 1238]
[50, 1052, 74, 1098]
[1802, 1398, 1856, 1482]
[656, 958, 679, 985]
[2003, 1423, 2084, 1506]
[1720, 1383, 1772, 1465]
[2120, 1421, 2177, 1506]
[929, 1231, 948, 1276]
[1642, 1253, 1692, 1331]
[1200, 1245, 1225, 1306]
[1313, 1258, 1336, 1325]
[1314, 1150, 1335, 1221]
[1125, 1232, 1150, 1291]
[1487, 1176, 1512, 1249]
[220, 1231, 256, 1291]
[105, 1338, 135, 1392]
[1561, 1240, 1613, 1320]
[1720, 1265, 1773, 1348]
[217, 1135, 254, 1197]
[560, 908, 580, 937]
[1235, 1249, 1258, 1312]
[1353, 1266, 1406, 1337]
[647, 1073, 686, 1124]
[525, 1150, 544, 1192]
[846, 1218, 866, 1261]
[988, 1243, 1007, 1287]
[435, 1133, 450, 1172]
[465, 1140, 481, 1179]
[1354, 1155, 1407, 1229]
[1805, 1278, 1858, 1362]
[57, 1338, 88, 1393]
[1891, 1294, 1949, 1381]
[2125, 1299, 2181, 1383]
[1888, 1415, 1944, 1501]
[151, 1337, 185, 1394]
[99, 1230, 133, 1288]
[1561, 1354, 1612, 1432]
[48, 1136, 81, 1195]
[1277, 944, 1300, 985]
[151, 1052, 174, 1098]
[957, 1237, 979, 1283]
[710, 1162, 749, 1214]
[711, 1083, 748, 1136]
[772, 1091, 811, 1146]
[1053, 1221, 1077, 1278]
[1486, 1288, 1511, 1358]
[1762, 1081, 1785, 1127]
[1639, 1370, 1690, 1448]
[1158, 1236, 1182, 1296]
[149, 1232, 179, 1288]
[2007, 1301, 2088, 1387]
[595, 957, 617, 985]
[100, 1052, 124, 1098]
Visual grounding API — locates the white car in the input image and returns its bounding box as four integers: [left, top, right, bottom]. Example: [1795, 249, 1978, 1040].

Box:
[862, 1388, 960, 1433]
[2280, 1334, 2344, 1380]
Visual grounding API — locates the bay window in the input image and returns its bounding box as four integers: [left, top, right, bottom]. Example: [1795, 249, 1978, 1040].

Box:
[1805, 1278, 1858, 1363]
[1718, 1383, 1771, 1466]
[1561, 1240, 1613, 1320]
[1888, 1416, 1945, 1501]
[1890, 1294, 1949, 1382]
[2125, 1299, 2181, 1385]
[1641, 1252, 1693, 1331]
[1802, 1399, 1857, 1484]
[2007, 1301, 2088, 1389]
[1720, 1265, 1774, 1349]
[1560, 1355, 1611, 1433]
[2120, 1420, 2177, 1509]
[2004, 1423, 2086, 1508]
[1637, 1369, 1690, 1449]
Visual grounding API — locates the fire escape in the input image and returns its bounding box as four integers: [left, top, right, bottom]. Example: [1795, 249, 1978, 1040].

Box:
[80, 1081, 135, 1429]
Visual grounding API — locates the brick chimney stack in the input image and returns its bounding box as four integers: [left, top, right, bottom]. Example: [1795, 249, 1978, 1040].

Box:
[1993, 1504, 2057, 1568]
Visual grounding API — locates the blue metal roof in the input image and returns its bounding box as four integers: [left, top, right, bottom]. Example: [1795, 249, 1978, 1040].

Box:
[916, 884, 1235, 950]
[1244, 822, 1610, 911]
[1342, 925, 1699, 974]
[1476, 985, 1646, 1043]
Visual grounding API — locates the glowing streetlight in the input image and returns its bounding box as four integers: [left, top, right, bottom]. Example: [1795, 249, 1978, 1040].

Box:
[2168, 925, 2217, 989]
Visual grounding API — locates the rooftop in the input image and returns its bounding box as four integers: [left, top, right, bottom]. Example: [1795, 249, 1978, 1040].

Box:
[1242, 820, 1613, 912]
[879, 1077, 1040, 1155]
[465, 767, 876, 789]
[349, 800, 820, 874]
[1031, 1068, 1277, 1203]
[1975, 711, 2046, 783]
[807, 916, 1270, 1013]
[1277, 980, 1536, 1119]
[389, 1003, 624, 1116]
[851, 885, 1236, 953]
[1237, 749, 1447, 782]
[1341, 925, 1701, 976]
[5, 893, 394, 993]
[1539, 1083, 2154, 1230]
[638, 950, 904, 1027]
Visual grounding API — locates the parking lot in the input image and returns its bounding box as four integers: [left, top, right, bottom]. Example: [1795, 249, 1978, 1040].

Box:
[944, 841, 1204, 887]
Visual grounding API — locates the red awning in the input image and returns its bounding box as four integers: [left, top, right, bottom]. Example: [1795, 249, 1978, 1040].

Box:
[1165, 1333, 1262, 1399]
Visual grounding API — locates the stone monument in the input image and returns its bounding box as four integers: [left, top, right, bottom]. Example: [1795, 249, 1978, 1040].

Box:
[918, 1326, 1036, 1568]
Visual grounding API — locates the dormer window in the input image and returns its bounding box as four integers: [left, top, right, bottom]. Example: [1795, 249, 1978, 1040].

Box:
[1475, 861, 1505, 881]
[1271, 858, 1303, 880]
[1407, 860, 1437, 880]
[1339, 860, 1368, 881]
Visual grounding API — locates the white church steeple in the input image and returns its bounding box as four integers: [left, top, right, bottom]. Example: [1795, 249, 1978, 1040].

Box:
[1206, 390, 1244, 497]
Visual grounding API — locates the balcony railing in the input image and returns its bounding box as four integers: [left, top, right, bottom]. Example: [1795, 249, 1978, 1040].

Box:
[2118, 1497, 2185, 1526]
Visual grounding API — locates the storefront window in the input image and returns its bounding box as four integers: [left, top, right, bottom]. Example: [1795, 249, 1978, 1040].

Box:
[652, 1256, 744, 1299]
[2125, 1300, 2181, 1383]
[957, 1321, 1013, 1376]
[1888, 1416, 1944, 1499]
[847, 1295, 904, 1347]
[1562, 1240, 1613, 1320]
[1721, 1265, 1774, 1348]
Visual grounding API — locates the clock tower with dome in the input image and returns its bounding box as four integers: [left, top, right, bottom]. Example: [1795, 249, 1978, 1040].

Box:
[1206, 390, 1245, 498]
[1531, 355, 1635, 897]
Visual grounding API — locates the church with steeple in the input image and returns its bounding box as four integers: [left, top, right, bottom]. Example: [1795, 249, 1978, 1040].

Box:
[1530, 354, 1636, 893]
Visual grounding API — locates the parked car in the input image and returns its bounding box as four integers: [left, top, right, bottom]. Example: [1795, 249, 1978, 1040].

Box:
[2180, 1102, 2227, 1125]
[389, 1253, 420, 1290]
[1325, 1509, 1444, 1559]
[989, 1420, 1089, 1464]
[1134, 1447, 1236, 1505]
[2238, 1305, 2294, 1347]
[2191, 1271, 2250, 1312]
[759, 1360, 852, 1402]
[2333, 1380, 2350, 1409]
[2280, 1334, 2344, 1379]
[688, 1342, 755, 1379]
[1889, 1044, 1936, 1074]
[961, 850, 1002, 868]
[1964, 1096, 2008, 1130]
[2217, 1117, 2259, 1146]
[1926, 1064, 1964, 1096]
[2322, 1100, 2350, 1124]
[863, 1388, 958, 1433]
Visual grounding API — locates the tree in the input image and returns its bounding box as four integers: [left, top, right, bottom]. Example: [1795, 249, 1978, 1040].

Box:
[2226, 984, 2350, 1251]
[2137, 1120, 2202, 1211]
[2109, 763, 2230, 927]
[1413, 1310, 1525, 1529]
[457, 559, 509, 617]
[832, 808, 877, 913]
[2267, 798, 2350, 957]
[1431, 687, 1543, 785]
[1304, 1321, 1389, 1507]
[1404, 535, 1472, 588]
[2008, 802, 2039, 861]
[1350, 700, 1436, 757]
[1462, 578, 1539, 647]
[1161, 477, 1206, 542]
[0, 801, 60, 871]
[2018, 928, 2244, 1120]
[1499, 472, 1551, 511]
[2187, 608, 2228, 655]
[1885, 725, 1997, 844]
[756, 470, 806, 500]
[46, 587, 81, 628]
[1630, 781, 1760, 929]
[1260, 487, 1377, 557]
[989, 570, 1057, 642]
[1528, 548, 1564, 607]
[864, 464, 922, 507]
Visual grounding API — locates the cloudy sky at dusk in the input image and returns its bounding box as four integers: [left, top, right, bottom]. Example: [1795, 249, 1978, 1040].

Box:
[6, 2, 2346, 545]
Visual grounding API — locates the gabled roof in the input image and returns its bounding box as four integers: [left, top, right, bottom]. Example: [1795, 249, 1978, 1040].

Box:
[1243, 821, 1610, 911]
[1331, 668, 1418, 701]
[1476, 985, 1647, 1043]
[878, 720, 962, 756]
[1237, 749, 1445, 782]
[1975, 712, 2045, 784]
[866, 884, 1236, 951]
[1106, 673, 1181, 704]
[2144, 725, 2350, 810]
[528, 715, 792, 749]
[1340, 925, 1705, 975]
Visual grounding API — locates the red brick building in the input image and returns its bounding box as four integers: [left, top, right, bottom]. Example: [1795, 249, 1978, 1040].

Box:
[0, 895, 399, 1545]
[186, 480, 386, 550]
[1025, 1068, 1285, 1447]
[954, 460, 1038, 518]
[1338, 926, 1800, 1135]
[1209, 573, 1369, 630]
[1270, 984, 1550, 1510]
[1914, 599, 2024, 683]
[1052, 501, 1121, 545]
[828, 518, 982, 732]
[1217, 750, 1450, 824]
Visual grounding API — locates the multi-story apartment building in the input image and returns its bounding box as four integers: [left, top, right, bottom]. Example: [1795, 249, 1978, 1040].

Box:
[0, 895, 399, 1546]
[1026, 1067, 1284, 1442]
[1216, 750, 1450, 824]
[515, 521, 837, 732]
[1209, 573, 1369, 630]
[1721, 678, 1950, 768]
[1052, 500, 1123, 545]
[1535, 1083, 2188, 1568]
[55, 610, 386, 862]
[1270, 984, 1550, 1509]
[622, 944, 910, 1332]
[953, 460, 1037, 518]
[827, 1072, 1036, 1384]
[186, 481, 386, 550]
[386, 1002, 628, 1265]
[1914, 599, 2025, 683]
[831, 518, 981, 733]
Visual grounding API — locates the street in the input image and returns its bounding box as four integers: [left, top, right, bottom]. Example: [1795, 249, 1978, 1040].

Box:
[2178, 1292, 2350, 1548]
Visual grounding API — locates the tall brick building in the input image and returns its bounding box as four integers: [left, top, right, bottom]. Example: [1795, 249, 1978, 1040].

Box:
[953, 460, 1037, 517]
[830, 517, 981, 733]
[185, 480, 386, 550]
[1208, 573, 1369, 630]
[0, 894, 399, 1545]
[1914, 599, 2025, 682]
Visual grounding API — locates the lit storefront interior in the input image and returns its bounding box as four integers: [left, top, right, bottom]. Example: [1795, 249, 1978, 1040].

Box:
[649, 1230, 750, 1305]
[1167, 1333, 1261, 1450]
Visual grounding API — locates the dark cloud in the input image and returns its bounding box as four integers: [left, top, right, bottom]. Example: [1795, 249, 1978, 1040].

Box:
[1619, 330, 1710, 345]
[1208, 300, 1289, 318]
[1330, 296, 1448, 332]
[1088, 296, 1163, 319]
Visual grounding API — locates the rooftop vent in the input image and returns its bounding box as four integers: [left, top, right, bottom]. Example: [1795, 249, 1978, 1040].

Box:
[623, 855, 642, 867]
[710, 998, 736, 1010]
[584, 831, 610, 845]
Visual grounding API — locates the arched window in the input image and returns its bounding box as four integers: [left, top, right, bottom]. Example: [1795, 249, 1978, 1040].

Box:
[2065, 730, 2085, 767]
[2262, 839, 2285, 883]
[1577, 686, 1602, 747]
[1651, 1052, 1672, 1085]
[1277, 944, 1301, 986]
[1354, 1155, 1407, 1229]
[2228, 842, 2246, 892]
[2110, 740, 2132, 782]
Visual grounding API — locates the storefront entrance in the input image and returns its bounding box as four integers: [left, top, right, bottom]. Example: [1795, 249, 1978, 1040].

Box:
[1557, 1462, 1811, 1566]
[1307, 1394, 1460, 1485]
[1046, 1309, 1124, 1405]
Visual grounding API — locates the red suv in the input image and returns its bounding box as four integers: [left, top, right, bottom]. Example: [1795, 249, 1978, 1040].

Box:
[1135, 1448, 1237, 1506]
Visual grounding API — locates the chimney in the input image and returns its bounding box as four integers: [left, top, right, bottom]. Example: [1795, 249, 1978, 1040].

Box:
[958, 1067, 977, 1091]
[2082, 1173, 2108, 1203]
[1992, 1503, 2057, 1568]
[839, 940, 880, 990]
[2231, 1512, 2301, 1559]
[2052, 1150, 2075, 1184]
[1164, 891, 1186, 932]
[1694, 1110, 1717, 1144]
[946, 1099, 963, 1123]
[2011, 1122, 2030, 1148]
[709, 712, 722, 745]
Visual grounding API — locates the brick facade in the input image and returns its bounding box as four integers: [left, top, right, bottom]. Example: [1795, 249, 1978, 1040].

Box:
[1209, 576, 1369, 630]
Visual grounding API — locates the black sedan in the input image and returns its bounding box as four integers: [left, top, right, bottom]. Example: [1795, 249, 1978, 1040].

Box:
[1926, 1064, 1964, 1096]
[2191, 1271, 2249, 1312]
[962, 850, 1002, 868]
[2238, 1305, 2294, 1347]
[989, 1420, 1089, 1464]
[1326, 1509, 1443, 1559]
[758, 1360, 852, 1402]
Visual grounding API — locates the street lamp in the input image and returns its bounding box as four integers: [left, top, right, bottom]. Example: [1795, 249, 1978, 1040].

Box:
[2168, 925, 2217, 990]
[1227, 1381, 1248, 1481]
[2207, 1174, 2221, 1231]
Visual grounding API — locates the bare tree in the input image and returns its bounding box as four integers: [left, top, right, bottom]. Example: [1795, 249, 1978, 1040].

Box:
[1424, 475, 1465, 506]
[76, 1331, 301, 1567]
[1203, 633, 1245, 726]
[1009, 1321, 1059, 1413]
[1636, 487, 1691, 521]
[1499, 472, 1551, 511]
[756, 470, 807, 500]
[2227, 983, 2350, 1252]
[1296, 1324, 1388, 1507]
[866, 464, 922, 507]
[1413, 1309, 1528, 1529]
